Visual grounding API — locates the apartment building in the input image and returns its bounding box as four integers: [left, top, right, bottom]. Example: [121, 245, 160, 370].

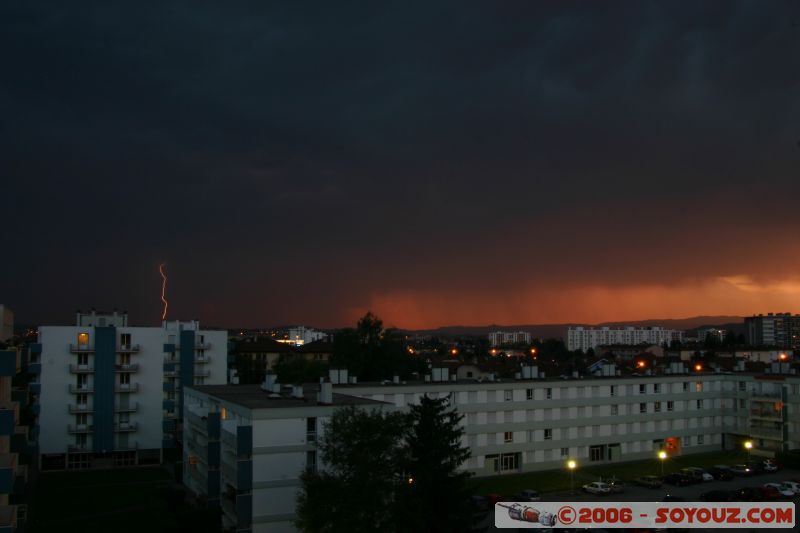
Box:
[746, 313, 800, 349]
[567, 326, 684, 352]
[488, 331, 531, 346]
[182, 365, 800, 532]
[30, 310, 227, 470]
[0, 306, 12, 343]
[0, 349, 29, 533]
[183, 378, 385, 533]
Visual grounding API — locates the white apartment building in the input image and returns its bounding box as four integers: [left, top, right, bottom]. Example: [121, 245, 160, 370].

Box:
[279, 327, 327, 347]
[567, 326, 684, 352]
[30, 310, 227, 470]
[0, 306, 12, 343]
[183, 366, 799, 532]
[488, 330, 531, 346]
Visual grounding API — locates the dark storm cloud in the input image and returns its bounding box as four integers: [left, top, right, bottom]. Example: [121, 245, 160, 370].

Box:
[2, 1, 799, 327]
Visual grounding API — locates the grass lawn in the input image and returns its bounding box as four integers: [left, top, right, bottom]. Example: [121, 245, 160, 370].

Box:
[28, 467, 219, 533]
[466, 450, 753, 496]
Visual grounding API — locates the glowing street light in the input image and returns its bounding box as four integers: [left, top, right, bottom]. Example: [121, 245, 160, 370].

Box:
[744, 440, 753, 459]
[450, 348, 458, 356]
[567, 460, 577, 494]
[658, 450, 667, 475]
[694, 363, 703, 372]
[636, 360, 646, 369]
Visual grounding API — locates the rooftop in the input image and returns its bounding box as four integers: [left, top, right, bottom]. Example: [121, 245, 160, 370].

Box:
[187, 384, 386, 410]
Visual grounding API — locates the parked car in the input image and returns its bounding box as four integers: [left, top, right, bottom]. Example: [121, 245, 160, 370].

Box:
[708, 466, 734, 481]
[635, 475, 664, 488]
[679, 468, 705, 484]
[731, 464, 755, 476]
[763, 460, 779, 472]
[583, 482, 612, 495]
[663, 472, 692, 486]
[746, 460, 765, 473]
[684, 467, 714, 482]
[700, 490, 734, 502]
[781, 481, 800, 494]
[763, 483, 794, 499]
[757, 485, 782, 500]
[731, 487, 762, 501]
[516, 489, 542, 501]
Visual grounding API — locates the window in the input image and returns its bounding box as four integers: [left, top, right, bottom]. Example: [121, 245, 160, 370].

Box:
[307, 417, 317, 442]
[696, 399, 703, 409]
[739, 399, 746, 408]
[739, 382, 747, 392]
[611, 405, 618, 416]
[504, 390, 512, 402]
[120, 333, 131, 348]
[697, 434, 705, 445]
[77, 353, 89, 367]
[77, 332, 89, 347]
[561, 447, 569, 458]
[610, 385, 616, 397]
[639, 384, 646, 394]
[545, 388, 552, 400]
[589, 445, 605, 462]
[640, 403, 647, 413]
[76, 413, 88, 426]
[654, 383, 661, 393]
[77, 393, 88, 407]
[220, 407, 227, 420]
[544, 429, 552, 440]
[654, 401, 661, 412]
[504, 431, 513, 443]
[119, 373, 130, 387]
[667, 401, 674, 412]
[695, 382, 703, 392]
[466, 371, 473, 378]
[526, 388, 533, 400]
[683, 382, 689, 392]
[500, 452, 519, 471]
[306, 450, 317, 472]
[683, 436, 692, 447]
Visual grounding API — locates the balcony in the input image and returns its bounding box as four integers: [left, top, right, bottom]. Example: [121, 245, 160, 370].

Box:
[751, 391, 782, 402]
[0, 454, 17, 494]
[115, 402, 138, 413]
[195, 342, 212, 350]
[69, 344, 94, 353]
[749, 426, 784, 440]
[68, 424, 93, 434]
[68, 404, 93, 414]
[113, 422, 138, 432]
[28, 363, 41, 375]
[114, 364, 139, 373]
[115, 383, 139, 393]
[750, 408, 782, 421]
[164, 369, 179, 378]
[116, 344, 140, 353]
[194, 368, 211, 378]
[163, 399, 175, 411]
[115, 441, 139, 452]
[69, 384, 93, 394]
[69, 364, 94, 374]
[29, 382, 41, 394]
[0, 404, 18, 436]
[68, 444, 91, 453]
[195, 354, 211, 364]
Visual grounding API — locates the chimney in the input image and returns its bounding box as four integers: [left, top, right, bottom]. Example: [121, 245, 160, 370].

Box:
[393, 375, 400, 384]
[293, 385, 304, 399]
[329, 368, 340, 385]
[261, 371, 277, 392]
[272, 382, 281, 394]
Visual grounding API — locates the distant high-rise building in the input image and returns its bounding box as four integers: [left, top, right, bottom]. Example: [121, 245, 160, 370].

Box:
[488, 331, 531, 346]
[566, 326, 683, 352]
[745, 313, 800, 349]
[696, 327, 727, 343]
[30, 310, 228, 470]
[0, 305, 13, 343]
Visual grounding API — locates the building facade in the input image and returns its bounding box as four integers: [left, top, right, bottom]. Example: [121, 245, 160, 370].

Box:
[182, 366, 800, 532]
[30, 311, 227, 470]
[0, 349, 28, 532]
[0, 306, 12, 344]
[488, 331, 531, 346]
[566, 326, 683, 352]
[745, 313, 800, 349]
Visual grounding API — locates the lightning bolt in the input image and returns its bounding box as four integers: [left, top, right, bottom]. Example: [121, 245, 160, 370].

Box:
[159, 263, 168, 320]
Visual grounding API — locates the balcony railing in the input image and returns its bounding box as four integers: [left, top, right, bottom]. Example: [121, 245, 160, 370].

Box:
[115, 441, 139, 451]
[115, 402, 139, 413]
[194, 369, 211, 377]
[69, 364, 94, 374]
[68, 424, 93, 434]
[69, 344, 94, 353]
[195, 355, 211, 364]
[68, 445, 91, 453]
[115, 383, 139, 393]
[751, 392, 782, 401]
[164, 370, 179, 378]
[195, 342, 212, 350]
[68, 404, 93, 414]
[116, 345, 140, 353]
[749, 426, 784, 440]
[69, 385, 94, 394]
[113, 423, 138, 432]
[750, 409, 782, 420]
[114, 364, 139, 373]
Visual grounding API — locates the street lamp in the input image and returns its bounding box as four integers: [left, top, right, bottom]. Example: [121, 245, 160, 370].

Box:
[744, 440, 753, 460]
[658, 450, 667, 475]
[567, 460, 577, 494]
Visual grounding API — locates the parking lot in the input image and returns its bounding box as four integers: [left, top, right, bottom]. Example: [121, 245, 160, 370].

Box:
[481, 467, 800, 532]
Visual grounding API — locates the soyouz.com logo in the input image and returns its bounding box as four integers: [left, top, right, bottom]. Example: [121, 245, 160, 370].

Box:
[494, 502, 795, 528]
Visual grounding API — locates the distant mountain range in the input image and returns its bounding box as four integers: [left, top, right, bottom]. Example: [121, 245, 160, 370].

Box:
[403, 315, 746, 339]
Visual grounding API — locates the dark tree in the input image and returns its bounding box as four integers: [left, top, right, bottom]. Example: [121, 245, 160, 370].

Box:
[395, 396, 473, 533]
[296, 406, 409, 532]
[273, 356, 327, 384]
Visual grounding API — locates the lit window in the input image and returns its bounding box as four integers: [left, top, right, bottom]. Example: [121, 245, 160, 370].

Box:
[220, 407, 227, 420]
[77, 333, 89, 346]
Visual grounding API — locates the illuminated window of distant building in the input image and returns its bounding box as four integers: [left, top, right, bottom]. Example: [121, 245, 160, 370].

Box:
[220, 407, 227, 420]
[77, 333, 89, 347]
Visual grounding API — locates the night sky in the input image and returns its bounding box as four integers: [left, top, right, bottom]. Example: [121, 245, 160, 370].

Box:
[3, 2, 800, 329]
